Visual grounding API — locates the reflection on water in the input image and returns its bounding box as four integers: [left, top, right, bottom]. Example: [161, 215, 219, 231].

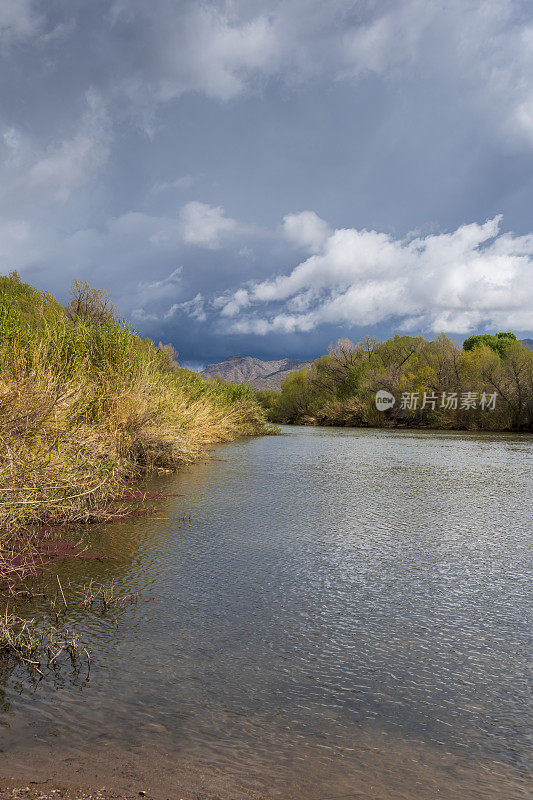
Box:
[0, 427, 532, 799]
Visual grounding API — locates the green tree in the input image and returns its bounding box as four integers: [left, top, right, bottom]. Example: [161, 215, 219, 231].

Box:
[463, 331, 517, 358]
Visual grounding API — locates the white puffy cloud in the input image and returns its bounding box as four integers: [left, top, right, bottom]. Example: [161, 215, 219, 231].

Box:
[282, 211, 331, 253]
[164, 292, 206, 322]
[133, 291, 206, 324]
[137, 266, 182, 292]
[214, 288, 251, 318]
[216, 214, 533, 335]
[179, 201, 239, 249]
[110, 1, 279, 104]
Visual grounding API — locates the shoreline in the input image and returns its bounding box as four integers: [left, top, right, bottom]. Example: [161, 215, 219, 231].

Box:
[0, 780, 268, 800]
[278, 420, 533, 433]
[0, 435, 269, 594]
[0, 752, 272, 800]
[0, 490, 186, 587]
[0, 781, 268, 800]
[1, 726, 529, 800]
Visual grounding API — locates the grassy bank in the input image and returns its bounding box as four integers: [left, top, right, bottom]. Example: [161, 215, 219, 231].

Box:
[257, 334, 533, 430]
[0, 273, 267, 586]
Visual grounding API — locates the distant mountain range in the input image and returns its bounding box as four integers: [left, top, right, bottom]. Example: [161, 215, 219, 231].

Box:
[201, 340, 533, 390]
[200, 355, 312, 390]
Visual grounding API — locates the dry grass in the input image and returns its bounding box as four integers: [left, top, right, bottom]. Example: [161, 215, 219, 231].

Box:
[0, 608, 89, 678]
[0, 274, 267, 586]
[81, 579, 137, 613]
[0, 362, 262, 534]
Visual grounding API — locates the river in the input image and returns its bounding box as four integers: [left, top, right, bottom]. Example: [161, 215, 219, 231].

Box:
[1, 426, 531, 799]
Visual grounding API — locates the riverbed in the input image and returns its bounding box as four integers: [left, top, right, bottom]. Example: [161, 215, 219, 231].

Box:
[1, 427, 531, 799]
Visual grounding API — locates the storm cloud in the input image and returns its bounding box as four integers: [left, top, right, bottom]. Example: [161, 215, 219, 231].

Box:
[1, 0, 532, 363]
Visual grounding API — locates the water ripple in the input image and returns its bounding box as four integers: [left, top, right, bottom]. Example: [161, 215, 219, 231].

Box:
[1, 427, 531, 799]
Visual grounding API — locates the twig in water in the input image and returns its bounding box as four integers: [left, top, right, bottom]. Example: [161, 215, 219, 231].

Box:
[57, 575, 68, 609]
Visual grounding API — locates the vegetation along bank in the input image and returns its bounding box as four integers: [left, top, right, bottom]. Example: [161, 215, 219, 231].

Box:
[256, 333, 533, 430]
[0, 272, 267, 591]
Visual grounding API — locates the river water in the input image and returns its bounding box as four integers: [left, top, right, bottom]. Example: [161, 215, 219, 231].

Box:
[1, 426, 532, 799]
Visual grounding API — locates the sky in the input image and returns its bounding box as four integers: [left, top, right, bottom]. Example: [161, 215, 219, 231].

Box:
[1, 0, 533, 367]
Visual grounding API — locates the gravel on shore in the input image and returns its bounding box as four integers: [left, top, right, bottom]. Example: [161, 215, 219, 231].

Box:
[0, 781, 250, 800]
[0, 783, 207, 800]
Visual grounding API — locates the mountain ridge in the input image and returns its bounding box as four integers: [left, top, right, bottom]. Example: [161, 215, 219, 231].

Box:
[200, 354, 312, 390]
[201, 340, 532, 389]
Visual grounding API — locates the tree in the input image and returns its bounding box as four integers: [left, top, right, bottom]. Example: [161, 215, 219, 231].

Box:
[156, 342, 180, 373]
[463, 331, 517, 358]
[65, 279, 117, 324]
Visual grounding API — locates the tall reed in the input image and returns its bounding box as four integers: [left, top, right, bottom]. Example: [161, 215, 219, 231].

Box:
[0, 273, 266, 573]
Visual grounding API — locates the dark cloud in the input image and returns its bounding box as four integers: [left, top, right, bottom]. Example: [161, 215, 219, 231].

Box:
[0, 0, 532, 363]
